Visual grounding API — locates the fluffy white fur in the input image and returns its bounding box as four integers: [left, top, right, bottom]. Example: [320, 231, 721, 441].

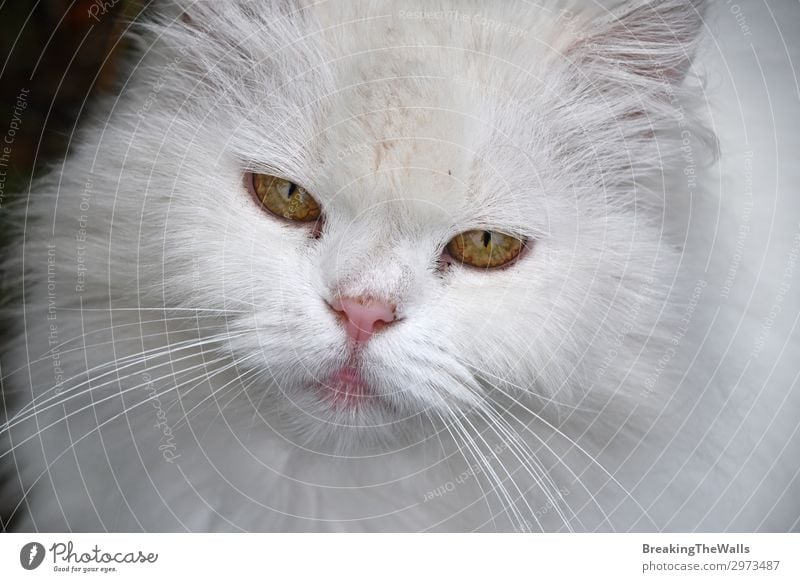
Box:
[2, 0, 799, 531]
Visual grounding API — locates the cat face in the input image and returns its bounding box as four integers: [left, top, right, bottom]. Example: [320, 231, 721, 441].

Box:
[121, 0, 707, 448]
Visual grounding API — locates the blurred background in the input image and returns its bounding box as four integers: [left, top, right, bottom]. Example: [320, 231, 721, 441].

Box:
[0, 0, 143, 532]
[0, 0, 143, 196]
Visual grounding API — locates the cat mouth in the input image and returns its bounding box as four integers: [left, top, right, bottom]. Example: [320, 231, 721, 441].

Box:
[315, 364, 376, 409]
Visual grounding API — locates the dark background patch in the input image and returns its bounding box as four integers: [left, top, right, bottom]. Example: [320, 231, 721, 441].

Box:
[0, 0, 144, 533]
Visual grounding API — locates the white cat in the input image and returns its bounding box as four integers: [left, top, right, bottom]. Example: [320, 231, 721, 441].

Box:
[2, 0, 799, 532]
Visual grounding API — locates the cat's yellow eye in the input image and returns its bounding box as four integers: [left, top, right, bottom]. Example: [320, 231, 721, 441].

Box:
[252, 173, 321, 222]
[446, 230, 525, 269]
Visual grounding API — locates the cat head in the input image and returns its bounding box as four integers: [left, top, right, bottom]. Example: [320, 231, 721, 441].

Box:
[94, 0, 710, 450]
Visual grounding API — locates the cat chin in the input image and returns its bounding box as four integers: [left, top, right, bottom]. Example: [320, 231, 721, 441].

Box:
[261, 396, 434, 456]
[235, 369, 476, 456]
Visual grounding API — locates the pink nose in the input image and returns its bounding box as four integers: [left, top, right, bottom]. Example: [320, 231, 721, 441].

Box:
[329, 297, 397, 343]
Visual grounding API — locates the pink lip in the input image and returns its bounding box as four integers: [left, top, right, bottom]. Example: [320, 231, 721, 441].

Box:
[318, 365, 372, 408]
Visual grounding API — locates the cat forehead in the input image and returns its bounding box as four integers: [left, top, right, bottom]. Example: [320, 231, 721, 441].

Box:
[238, 67, 547, 215]
[310, 140, 490, 221]
[211, 0, 596, 116]
[304, 0, 593, 57]
[191, 1, 602, 178]
[304, 0, 588, 103]
[308, 101, 540, 215]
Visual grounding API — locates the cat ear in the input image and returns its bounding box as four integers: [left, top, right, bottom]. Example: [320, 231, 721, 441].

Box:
[568, 0, 707, 86]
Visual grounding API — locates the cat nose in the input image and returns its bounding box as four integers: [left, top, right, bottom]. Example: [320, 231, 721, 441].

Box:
[328, 297, 397, 343]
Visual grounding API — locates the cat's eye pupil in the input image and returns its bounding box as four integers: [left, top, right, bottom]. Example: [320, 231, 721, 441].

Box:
[287, 182, 297, 199]
[482, 231, 491, 247]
